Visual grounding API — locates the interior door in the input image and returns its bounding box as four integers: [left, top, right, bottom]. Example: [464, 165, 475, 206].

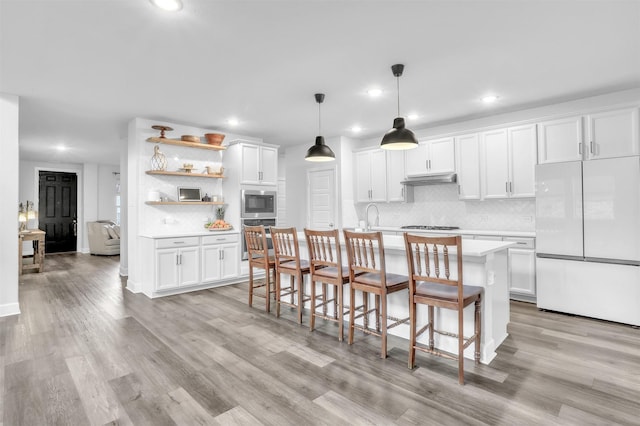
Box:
[39, 171, 77, 253]
[307, 167, 336, 229]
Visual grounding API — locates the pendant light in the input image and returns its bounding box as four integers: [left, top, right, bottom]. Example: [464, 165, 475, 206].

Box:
[305, 93, 336, 162]
[380, 64, 418, 150]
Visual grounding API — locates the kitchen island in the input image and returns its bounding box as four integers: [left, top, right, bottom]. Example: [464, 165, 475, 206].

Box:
[297, 232, 515, 364]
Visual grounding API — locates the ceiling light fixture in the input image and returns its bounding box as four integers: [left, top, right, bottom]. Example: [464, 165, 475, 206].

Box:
[227, 118, 239, 126]
[367, 88, 382, 97]
[482, 95, 499, 103]
[351, 125, 362, 133]
[149, 0, 183, 12]
[305, 93, 335, 162]
[380, 64, 418, 150]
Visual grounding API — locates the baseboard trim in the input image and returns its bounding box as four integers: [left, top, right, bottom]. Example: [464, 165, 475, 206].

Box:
[0, 302, 21, 317]
[126, 278, 141, 294]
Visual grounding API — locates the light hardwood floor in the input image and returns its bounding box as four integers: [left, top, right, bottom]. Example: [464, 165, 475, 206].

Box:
[3, 253, 639, 425]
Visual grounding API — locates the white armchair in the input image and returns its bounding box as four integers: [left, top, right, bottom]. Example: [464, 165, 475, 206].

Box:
[87, 220, 120, 255]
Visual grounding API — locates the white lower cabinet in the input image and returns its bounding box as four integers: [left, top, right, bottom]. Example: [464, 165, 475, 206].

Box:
[201, 234, 239, 282]
[504, 237, 536, 302]
[141, 233, 240, 297]
[156, 241, 200, 291]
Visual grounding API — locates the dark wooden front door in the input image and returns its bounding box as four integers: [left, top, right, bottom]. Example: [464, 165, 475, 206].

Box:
[39, 171, 78, 253]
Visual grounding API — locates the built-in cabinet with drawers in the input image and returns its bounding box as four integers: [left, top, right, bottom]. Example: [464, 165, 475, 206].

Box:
[155, 237, 200, 291]
[140, 233, 241, 298]
[201, 233, 239, 281]
[537, 107, 640, 164]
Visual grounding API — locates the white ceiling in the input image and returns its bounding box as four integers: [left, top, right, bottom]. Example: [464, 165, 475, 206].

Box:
[2, 0, 639, 165]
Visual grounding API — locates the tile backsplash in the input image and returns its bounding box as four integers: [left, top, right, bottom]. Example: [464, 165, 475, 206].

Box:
[356, 184, 535, 231]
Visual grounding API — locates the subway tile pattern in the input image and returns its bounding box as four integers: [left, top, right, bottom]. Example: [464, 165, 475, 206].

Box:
[357, 185, 535, 231]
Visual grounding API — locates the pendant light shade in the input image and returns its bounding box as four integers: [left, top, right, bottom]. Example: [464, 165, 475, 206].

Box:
[380, 64, 418, 150]
[305, 93, 336, 162]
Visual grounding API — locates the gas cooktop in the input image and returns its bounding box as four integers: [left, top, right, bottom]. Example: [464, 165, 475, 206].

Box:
[400, 225, 460, 231]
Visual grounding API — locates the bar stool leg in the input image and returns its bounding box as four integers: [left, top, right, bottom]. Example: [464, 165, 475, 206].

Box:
[297, 272, 303, 325]
[380, 294, 387, 359]
[375, 294, 381, 332]
[348, 286, 356, 345]
[310, 279, 316, 331]
[408, 297, 416, 369]
[428, 305, 435, 350]
[266, 268, 272, 314]
[338, 284, 344, 342]
[248, 266, 254, 307]
[475, 297, 482, 364]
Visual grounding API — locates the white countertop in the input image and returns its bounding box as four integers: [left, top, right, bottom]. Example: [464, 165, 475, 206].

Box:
[297, 232, 515, 258]
[140, 230, 240, 238]
[369, 226, 535, 238]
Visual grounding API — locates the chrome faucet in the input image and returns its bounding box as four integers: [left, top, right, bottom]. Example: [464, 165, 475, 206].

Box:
[365, 203, 380, 231]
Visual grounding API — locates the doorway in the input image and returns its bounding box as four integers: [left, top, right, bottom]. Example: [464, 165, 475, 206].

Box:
[39, 171, 78, 253]
[307, 167, 337, 229]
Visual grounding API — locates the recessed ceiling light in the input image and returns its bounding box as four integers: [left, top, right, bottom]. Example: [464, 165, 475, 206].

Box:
[56, 145, 67, 152]
[367, 88, 382, 98]
[351, 125, 362, 133]
[149, 0, 183, 12]
[407, 113, 418, 121]
[227, 118, 239, 126]
[482, 95, 499, 103]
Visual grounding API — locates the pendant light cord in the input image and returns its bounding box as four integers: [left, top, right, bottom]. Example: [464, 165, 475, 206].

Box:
[397, 75, 401, 117]
[318, 101, 322, 135]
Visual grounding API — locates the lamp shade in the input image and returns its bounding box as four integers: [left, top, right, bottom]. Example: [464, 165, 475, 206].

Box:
[380, 117, 418, 150]
[305, 136, 335, 162]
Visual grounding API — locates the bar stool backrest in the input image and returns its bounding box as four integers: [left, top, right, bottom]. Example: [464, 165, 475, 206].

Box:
[270, 226, 301, 267]
[244, 225, 269, 264]
[343, 230, 386, 280]
[304, 228, 342, 272]
[404, 233, 463, 296]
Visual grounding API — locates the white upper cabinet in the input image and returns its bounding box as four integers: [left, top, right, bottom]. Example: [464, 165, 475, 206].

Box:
[586, 107, 639, 160]
[240, 144, 278, 186]
[454, 133, 480, 200]
[537, 116, 583, 164]
[481, 124, 536, 199]
[386, 150, 407, 202]
[508, 124, 537, 197]
[405, 137, 455, 176]
[538, 107, 639, 164]
[355, 148, 387, 203]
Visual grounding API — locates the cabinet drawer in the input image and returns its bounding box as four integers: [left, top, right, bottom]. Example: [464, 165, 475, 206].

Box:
[504, 237, 535, 249]
[202, 234, 239, 245]
[475, 235, 504, 241]
[156, 236, 200, 249]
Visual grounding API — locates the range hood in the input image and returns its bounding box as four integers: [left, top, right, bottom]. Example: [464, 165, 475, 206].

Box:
[401, 173, 457, 186]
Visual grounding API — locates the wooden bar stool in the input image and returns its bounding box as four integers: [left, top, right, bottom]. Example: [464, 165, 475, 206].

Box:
[244, 225, 277, 313]
[404, 233, 483, 385]
[270, 227, 311, 324]
[343, 230, 409, 359]
[304, 228, 350, 341]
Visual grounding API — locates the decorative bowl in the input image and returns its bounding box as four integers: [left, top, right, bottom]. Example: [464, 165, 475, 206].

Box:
[204, 133, 225, 145]
[181, 135, 200, 143]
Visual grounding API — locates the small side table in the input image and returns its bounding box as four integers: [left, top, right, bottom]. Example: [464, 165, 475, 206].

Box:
[19, 229, 45, 275]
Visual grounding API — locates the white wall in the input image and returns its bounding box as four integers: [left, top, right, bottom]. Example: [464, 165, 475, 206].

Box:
[0, 93, 20, 317]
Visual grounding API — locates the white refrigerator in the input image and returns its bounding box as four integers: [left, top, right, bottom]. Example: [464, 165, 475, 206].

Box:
[535, 156, 640, 326]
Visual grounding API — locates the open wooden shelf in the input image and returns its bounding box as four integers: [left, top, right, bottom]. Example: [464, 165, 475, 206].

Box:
[145, 170, 225, 179]
[146, 137, 226, 151]
[145, 201, 225, 206]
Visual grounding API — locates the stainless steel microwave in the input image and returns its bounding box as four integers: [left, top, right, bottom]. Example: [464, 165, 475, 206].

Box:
[241, 189, 277, 218]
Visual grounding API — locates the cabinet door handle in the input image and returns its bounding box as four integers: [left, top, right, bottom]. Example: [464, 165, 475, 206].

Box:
[426, 160, 428, 170]
[458, 184, 461, 195]
[509, 181, 513, 193]
[590, 141, 595, 155]
[173, 241, 185, 245]
[219, 250, 222, 260]
[578, 142, 583, 155]
[176, 254, 179, 265]
[221, 250, 224, 260]
[505, 182, 509, 193]
[401, 186, 404, 198]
